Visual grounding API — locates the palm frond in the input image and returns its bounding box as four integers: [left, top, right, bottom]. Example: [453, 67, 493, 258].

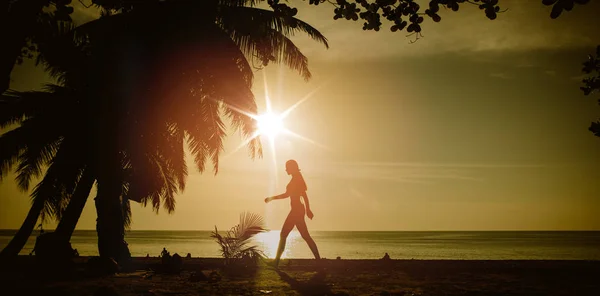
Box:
[0, 128, 27, 182]
[30, 137, 87, 222]
[30, 170, 69, 223]
[220, 6, 328, 48]
[128, 151, 166, 212]
[234, 212, 266, 241]
[122, 192, 132, 229]
[34, 19, 89, 86]
[0, 94, 26, 128]
[0, 114, 63, 185]
[125, 134, 182, 214]
[157, 122, 187, 192]
[203, 96, 226, 174]
[211, 212, 266, 264]
[0, 85, 74, 128]
[154, 152, 178, 213]
[15, 135, 62, 191]
[217, 6, 328, 80]
[217, 0, 264, 7]
[185, 95, 226, 175]
[117, 164, 133, 230]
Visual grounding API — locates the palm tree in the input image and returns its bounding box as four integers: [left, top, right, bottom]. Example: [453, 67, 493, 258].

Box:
[0, 83, 190, 261]
[1, 0, 327, 262]
[0, 22, 187, 261]
[74, 0, 327, 261]
[0, 83, 89, 259]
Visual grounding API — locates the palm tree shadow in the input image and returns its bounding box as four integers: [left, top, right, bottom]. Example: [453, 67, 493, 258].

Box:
[276, 269, 334, 296]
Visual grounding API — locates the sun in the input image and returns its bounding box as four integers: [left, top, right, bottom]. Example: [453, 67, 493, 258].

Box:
[221, 71, 329, 159]
[256, 112, 284, 139]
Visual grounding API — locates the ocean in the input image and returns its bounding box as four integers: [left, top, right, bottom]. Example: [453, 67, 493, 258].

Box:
[1, 230, 599, 260]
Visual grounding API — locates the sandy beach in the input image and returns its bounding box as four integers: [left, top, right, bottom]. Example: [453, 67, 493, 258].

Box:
[1, 257, 599, 296]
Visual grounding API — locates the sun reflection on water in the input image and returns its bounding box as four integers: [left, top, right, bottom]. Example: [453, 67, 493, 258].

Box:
[253, 230, 300, 259]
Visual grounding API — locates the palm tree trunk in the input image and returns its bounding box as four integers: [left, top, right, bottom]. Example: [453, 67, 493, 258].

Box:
[55, 169, 96, 239]
[0, 196, 44, 259]
[32, 169, 97, 261]
[95, 187, 131, 264]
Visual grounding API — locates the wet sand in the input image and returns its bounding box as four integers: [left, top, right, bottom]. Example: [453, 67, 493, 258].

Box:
[1, 257, 599, 295]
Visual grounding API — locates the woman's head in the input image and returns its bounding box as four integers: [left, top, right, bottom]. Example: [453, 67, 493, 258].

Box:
[285, 159, 300, 175]
[286, 159, 307, 191]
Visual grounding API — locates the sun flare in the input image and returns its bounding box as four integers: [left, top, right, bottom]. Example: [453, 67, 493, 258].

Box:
[256, 112, 285, 139]
[222, 71, 329, 160]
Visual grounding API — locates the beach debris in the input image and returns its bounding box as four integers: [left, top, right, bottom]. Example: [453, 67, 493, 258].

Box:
[86, 256, 119, 276]
[148, 289, 186, 295]
[159, 251, 183, 274]
[172, 253, 183, 269]
[336, 256, 341, 260]
[93, 286, 120, 296]
[189, 271, 208, 282]
[114, 271, 153, 278]
[208, 270, 222, 283]
[259, 290, 273, 294]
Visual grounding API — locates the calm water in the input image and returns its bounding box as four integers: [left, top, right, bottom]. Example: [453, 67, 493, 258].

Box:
[1, 230, 599, 260]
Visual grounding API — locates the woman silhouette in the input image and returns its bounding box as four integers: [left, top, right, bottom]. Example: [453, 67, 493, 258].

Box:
[265, 159, 321, 268]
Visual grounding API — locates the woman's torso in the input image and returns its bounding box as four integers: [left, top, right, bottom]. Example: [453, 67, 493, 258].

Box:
[287, 177, 305, 211]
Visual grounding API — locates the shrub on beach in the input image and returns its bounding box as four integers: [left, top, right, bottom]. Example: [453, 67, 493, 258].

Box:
[210, 212, 267, 272]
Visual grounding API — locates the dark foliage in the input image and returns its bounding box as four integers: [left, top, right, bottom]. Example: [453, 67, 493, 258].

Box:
[580, 45, 600, 137]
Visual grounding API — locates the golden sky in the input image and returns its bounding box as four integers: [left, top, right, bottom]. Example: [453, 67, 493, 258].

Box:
[1, 0, 599, 231]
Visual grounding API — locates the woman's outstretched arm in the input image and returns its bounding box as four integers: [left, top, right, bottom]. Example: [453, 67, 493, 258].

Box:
[264, 192, 289, 203]
[301, 192, 314, 219]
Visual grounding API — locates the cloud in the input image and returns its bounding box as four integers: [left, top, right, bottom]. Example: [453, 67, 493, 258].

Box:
[570, 74, 589, 81]
[307, 161, 497, 185]
[490, 72, 513, 79]
[348, 186, 380, 211]
[334, 161, 549, 169]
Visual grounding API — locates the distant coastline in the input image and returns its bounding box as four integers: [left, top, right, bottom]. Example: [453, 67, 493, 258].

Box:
[3, 230, 599, 260]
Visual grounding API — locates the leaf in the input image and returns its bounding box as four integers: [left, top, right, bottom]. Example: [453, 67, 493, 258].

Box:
[563, 0, 574, 11]
[542, 0, 559, 5]
[212, 212, 266, 263]
[589, 121, 600, 137]
[550, 3, 564, 19]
